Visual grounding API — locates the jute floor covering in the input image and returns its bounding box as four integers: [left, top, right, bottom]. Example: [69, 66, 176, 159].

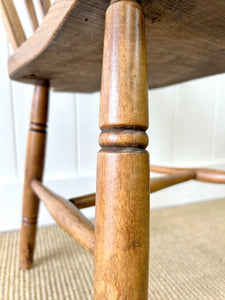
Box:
[0, 199, 224, 299]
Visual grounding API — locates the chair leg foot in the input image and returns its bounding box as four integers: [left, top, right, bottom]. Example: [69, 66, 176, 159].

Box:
[20, 83, 49, 270]
[20, 223, 38, 270]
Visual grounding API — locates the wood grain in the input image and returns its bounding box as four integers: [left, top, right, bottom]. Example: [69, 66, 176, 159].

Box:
[151, 165, 225, 184]
[69, 193, 96, 209]
[38, 0, 50, 17]
[94, 1, 149, 298]
[0, 0, 26, 50]
[0, 0, 52, 270]
[25, 0, 39, 31]
[7, 0, 225, 92]
[69, 172, 196, 208]
[150, 171, 196, 193]
[20, 83, 49, 270]
[31, 180, 95, 255]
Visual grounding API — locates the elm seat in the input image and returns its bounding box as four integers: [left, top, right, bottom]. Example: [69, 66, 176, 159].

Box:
[9, 0, 225, 93]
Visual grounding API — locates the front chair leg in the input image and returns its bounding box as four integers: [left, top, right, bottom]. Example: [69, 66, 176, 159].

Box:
[94, 1, 150, 299]
[20, 82, 49, 270]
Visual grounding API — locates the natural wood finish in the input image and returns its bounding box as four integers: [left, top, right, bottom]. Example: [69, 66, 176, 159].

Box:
[69, 193, 95, 209]
[151, 165, 225, 184]
[7, 0, 225, 92]
[69, 172, 195, 208]
[0, 0, 26, 50]
[196, 169, 225, 184]
[20, 83, 49, 270]
[0, 0, 51, 271]
[38, 0, 50, 17]
[94, 1, 149, 299]
[150, 171, 196, 193]
[31, 180, 95, 255]
[99, 130, 149, 148]
[25, 0, 39, 31]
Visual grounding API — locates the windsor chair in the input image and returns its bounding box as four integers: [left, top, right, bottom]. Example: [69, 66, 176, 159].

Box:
[1, 0, 225, 299]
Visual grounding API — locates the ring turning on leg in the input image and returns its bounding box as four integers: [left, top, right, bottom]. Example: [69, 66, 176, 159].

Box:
[20, 83, 49, 270]
[94, 1, 150, 299]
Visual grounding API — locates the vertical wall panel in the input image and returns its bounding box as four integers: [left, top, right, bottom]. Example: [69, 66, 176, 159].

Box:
[76, 92, 100, 176]
[148, 86, 175, 165]
[0, 19, 17, 183]
[44, 92, 77, 179]
[211, 74, 225, 162]
[172, 76, 216, 166]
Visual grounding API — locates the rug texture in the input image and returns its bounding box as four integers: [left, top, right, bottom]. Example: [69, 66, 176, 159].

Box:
[0, 199, 225, 300]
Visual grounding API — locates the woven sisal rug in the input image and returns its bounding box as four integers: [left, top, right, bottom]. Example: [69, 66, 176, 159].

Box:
[0, 199, 225, 299]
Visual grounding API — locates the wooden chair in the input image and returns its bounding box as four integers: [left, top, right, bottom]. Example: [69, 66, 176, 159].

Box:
[1, 0, 225, 298]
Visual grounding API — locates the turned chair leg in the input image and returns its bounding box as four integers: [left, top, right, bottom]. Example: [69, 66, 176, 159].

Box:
[94, 1, 149, 299]
[20, 82, 49, 270]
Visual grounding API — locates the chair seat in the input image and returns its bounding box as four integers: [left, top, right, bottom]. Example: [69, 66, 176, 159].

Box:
[9, 0, 225, 92]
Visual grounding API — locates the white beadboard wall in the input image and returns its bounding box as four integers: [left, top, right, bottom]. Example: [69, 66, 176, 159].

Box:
[1, 7, 225, 232]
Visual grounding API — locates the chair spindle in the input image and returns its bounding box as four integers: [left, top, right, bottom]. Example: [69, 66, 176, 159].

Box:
[0, 0, 26, 49]
[25, 0, 39, 31]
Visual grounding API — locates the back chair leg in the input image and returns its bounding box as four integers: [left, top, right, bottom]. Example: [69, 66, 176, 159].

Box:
[94, 1, 150, 298]
[20, 82, 49, 270]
